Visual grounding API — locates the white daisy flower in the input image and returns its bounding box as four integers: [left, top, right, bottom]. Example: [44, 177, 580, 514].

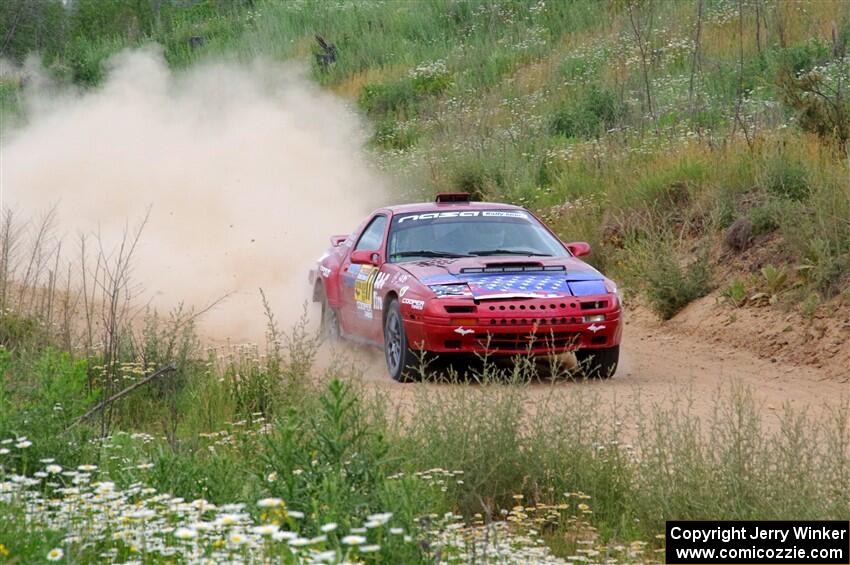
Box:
[252, 524, 279, 536]
[272, 530, 297, 541]
[256, 497, 283, 508]
[174, 527, 197, 540]
[217, 513, 240, 526]
[315, 550, 337, 562]
[366, 512, 393, 525]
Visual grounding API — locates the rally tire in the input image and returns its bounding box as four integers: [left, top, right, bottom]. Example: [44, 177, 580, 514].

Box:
[575, 345, 619, 379]
[319, 287, 340, 341]
[383, 300, 418, 382]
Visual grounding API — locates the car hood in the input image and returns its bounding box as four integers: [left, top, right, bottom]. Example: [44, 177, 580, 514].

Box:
[398, 256, 608, 299]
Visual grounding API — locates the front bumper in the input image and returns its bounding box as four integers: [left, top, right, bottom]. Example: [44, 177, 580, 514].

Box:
[402, 294, 622, 355]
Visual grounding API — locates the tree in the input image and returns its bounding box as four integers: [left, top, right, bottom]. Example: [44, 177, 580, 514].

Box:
[778, 21, 850, 150]
[626, 0, 657, 133]
[0, 0, 65, 63]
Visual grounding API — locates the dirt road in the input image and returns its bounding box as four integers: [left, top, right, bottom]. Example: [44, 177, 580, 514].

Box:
[323, 306, 849, 428]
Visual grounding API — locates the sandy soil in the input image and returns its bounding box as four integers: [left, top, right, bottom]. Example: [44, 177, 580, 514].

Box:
[318, 303, 849, 429]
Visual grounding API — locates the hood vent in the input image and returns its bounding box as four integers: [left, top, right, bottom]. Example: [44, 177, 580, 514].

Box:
[461, 264, 565, 274]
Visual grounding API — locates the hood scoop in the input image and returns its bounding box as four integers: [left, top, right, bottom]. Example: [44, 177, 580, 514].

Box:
[461, 263, 565, 274]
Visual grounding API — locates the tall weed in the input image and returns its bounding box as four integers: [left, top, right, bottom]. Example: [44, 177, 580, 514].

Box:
[622, 236, 712, 320]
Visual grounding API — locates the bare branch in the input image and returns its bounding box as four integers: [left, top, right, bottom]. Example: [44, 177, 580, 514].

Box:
[66, 363, 177, 432]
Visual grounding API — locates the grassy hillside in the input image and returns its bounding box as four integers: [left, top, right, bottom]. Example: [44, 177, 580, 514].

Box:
[3, 0, 850, 319]
[1, 1, 849, 563]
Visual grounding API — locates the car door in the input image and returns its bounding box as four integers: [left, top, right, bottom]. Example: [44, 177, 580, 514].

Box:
[338, 213, 389, 340]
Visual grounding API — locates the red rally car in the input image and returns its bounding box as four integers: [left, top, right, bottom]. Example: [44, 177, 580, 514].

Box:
[309, 193, 623, 381]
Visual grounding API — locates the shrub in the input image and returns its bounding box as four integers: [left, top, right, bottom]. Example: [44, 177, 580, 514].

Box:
[147, 444, 258, 503]
[549, 86, 623, 138]
[258, 379, 442, 538]
[722, 278, 749, 307]
[359, 62, 451, 118]
[762, 152, 810, 201]
[583, 86, 623, 128]
[749, 201, 783, 236]
[629, 386, 849, 526]
[559, 54, 599, 81]
[449, 161, 489, 199]
[626, 155, 708, 211]
[798, 237, 849, 297]
[64, 36, 127, 86]
[409, 60, 452, 96]
[711, 196, 737, 230]
[0, 349, 97, 470]
[0, 79, 20, 113]
[624, 238, 713, 320]
[220, 309, 317, 418]
[0, 312, 41, 351]
[645, 254, 712, 320]
[778, 60, 850, 150]
[550, 105, 604, 138]
[358, 80, 417, 116]
[403, 372, 530, 515]
[373, 119, 419, 150]
[775, 37, 831, 76]
[761, 264, 790, 299]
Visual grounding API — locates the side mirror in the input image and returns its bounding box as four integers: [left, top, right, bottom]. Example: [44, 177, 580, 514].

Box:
[350, 249, 382, 266]
[330, 234, 347, 247]
[566, 241, 591, 257]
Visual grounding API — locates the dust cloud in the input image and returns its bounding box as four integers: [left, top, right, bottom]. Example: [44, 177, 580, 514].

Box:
[2, 47, 389, 342]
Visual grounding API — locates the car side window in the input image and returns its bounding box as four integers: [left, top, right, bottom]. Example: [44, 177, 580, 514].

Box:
[354, 215, 388, 252]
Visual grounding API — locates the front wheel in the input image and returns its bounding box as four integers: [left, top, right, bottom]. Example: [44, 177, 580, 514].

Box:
[575, 345, 619, 379]
[383, 300, 417, 382]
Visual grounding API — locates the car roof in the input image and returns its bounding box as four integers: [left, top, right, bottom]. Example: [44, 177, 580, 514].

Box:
[380, 201, 526, 215]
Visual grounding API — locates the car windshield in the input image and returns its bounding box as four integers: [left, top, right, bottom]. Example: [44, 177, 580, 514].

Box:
[387, 209, 568, 263]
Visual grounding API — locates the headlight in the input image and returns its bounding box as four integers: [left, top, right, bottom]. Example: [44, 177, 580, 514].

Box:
[604, 280, 623, 305]
[428, 283, 472, 298]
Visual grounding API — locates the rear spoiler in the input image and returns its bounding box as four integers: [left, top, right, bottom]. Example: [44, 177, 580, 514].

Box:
[330, 234, 347, 246]
[435, 192, 471, 203]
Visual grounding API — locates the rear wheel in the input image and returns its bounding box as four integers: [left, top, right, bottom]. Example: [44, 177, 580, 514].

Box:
[319, 287, 340, 341]
[575, 345, 619, 379]
[383, 300, 417, 382]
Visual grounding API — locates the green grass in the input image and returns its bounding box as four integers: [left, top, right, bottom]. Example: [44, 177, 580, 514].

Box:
[621, 235, 713, 320]
[0, 311, 847, 562]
